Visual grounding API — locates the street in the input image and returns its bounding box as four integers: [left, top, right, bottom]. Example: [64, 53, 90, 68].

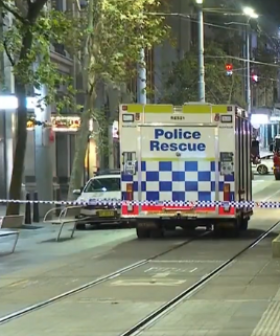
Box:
[0, 177, 279, 334]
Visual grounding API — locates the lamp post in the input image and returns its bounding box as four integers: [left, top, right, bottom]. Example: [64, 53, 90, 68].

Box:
[137, 10, 146, 105]
[196, 0, 205, 102]
[224, 8, 258, 114]
[243, 7, 258, 115]
[137, 48, 146, 104]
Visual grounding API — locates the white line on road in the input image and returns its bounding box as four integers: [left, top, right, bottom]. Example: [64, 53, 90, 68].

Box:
[110, 279, 186, 286]
[189, 268, 198, 273]
[152, 272, 170, 278]
[150, 260, 224, 264]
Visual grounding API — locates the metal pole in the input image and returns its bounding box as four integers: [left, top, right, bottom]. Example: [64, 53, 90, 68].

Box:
[246, 22, 251, 114]
[137, 48, 146, 104]
[197, 6, 205, 102]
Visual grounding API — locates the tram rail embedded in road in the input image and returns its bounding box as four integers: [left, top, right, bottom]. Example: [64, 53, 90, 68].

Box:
[119, 220, 280, 336]
[0, 220, 278, 331]
[0, 230, 208, 325]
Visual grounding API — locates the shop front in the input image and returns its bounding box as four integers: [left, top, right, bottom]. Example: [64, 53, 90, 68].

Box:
[25, 115, 98, 195]
[251, 108, 280, 151]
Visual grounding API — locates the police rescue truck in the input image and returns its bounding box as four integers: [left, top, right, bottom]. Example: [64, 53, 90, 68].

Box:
[119, 103, 252, 238]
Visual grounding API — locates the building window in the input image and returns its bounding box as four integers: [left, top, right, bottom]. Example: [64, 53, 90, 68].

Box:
[53, 42, 66, 56]
[55, 0, 66, 11]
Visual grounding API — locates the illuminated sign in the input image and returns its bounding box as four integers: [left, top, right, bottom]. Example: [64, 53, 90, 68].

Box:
[150, 128, 206, 152]
[26, 116, 81, 131]
[52, 116, 80, 131]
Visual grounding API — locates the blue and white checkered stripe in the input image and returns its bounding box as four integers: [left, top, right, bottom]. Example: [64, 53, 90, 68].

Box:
[121, 160, 234, 203]
[0, 199, 277, 208]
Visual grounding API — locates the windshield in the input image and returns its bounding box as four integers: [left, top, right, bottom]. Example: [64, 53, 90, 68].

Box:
[83, 177, 120, 192]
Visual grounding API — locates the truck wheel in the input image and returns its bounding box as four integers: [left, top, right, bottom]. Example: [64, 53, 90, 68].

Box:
[214, 221, 239, 237]
[136, 227, 150, 239]
[213, 225, 222, 237]
[240, 218, 248, 231]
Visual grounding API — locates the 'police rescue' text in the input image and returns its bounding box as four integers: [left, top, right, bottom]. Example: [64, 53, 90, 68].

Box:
[150, 128, 206, 152]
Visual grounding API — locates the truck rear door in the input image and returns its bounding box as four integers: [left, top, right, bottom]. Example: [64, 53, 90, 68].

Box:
[137, 124, 220, 215]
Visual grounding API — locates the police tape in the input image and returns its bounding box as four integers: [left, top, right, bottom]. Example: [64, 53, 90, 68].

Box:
[0, 199, 280, 208]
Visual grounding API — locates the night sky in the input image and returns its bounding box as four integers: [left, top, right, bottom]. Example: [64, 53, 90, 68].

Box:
[245, 0, 280, 20]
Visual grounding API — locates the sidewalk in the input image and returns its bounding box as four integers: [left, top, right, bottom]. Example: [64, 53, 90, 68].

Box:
[0, 223, 136, 275]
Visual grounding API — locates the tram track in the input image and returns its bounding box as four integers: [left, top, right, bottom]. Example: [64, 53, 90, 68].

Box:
[119, 220, 280, 336]
[0, 182, 278, 333]
[0, 229, 210, 325]
[0, 218, 278, 334]
[0, 209, 279, 334]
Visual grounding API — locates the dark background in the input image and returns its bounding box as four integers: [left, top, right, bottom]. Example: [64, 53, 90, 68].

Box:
[245, 0, 280, 20]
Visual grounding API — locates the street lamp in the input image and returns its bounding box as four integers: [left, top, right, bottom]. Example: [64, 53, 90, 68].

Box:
[195, 0, 205, 102]
[243, 7, 258, 19]
[243, 7, 258, 114]
[137, 48, 146, 104]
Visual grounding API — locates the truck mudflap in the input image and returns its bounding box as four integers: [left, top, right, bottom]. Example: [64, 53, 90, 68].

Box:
[121, 203, 235, 217]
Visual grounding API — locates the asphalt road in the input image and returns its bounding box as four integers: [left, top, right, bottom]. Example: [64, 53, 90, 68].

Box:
[0, 179, 279, 335]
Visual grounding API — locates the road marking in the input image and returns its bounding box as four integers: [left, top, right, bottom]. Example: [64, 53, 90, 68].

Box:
[144, 266, 192, 274]
[110, 279, 186, 286]
[150, 260, 224, 264]
[8, 279, 39, 288]
[152, 272, 170, 278]
[189, 268, 198, 273]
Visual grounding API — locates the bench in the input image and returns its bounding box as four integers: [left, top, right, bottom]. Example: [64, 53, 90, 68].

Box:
[43, 206, 90, 241]
[0, 215, 23, 254]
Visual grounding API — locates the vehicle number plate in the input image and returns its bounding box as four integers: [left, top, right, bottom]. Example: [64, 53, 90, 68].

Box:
[138, 222, 157, 228]
[98, 210, 114, 217]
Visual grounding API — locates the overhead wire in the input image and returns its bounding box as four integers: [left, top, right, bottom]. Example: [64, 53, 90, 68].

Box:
[162, 12, 279, 68]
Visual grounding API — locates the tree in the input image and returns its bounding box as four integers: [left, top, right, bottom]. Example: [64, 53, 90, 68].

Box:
[67, 0, 169, 199]
[0, 1, 73, 214]
[160, 40, 245, 106]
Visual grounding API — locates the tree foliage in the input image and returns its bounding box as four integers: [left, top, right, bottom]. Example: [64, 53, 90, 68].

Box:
[67, 0, 169, 199]
[0, 0, 73, 214]
[161, 40, 245, 106]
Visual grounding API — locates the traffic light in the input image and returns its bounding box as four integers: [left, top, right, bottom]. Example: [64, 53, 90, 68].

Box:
[225, 63, 233, 76]
[252, 74, 258, 83]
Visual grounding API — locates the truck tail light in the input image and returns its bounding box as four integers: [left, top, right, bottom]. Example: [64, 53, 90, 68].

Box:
[126, 183, 134, 212]
[223, 183, 231, 212]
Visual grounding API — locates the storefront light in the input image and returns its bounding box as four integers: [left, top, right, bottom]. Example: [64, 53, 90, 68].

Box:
[251, 114, 268, 125]
[0, 95, 38, 110]
[270, 116, 280, 122]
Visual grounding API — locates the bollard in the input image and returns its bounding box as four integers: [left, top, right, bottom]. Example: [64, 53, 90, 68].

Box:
[55, 188, 61, 217]
[33, 192, 40, 223]
[25, 193, 32, 224]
